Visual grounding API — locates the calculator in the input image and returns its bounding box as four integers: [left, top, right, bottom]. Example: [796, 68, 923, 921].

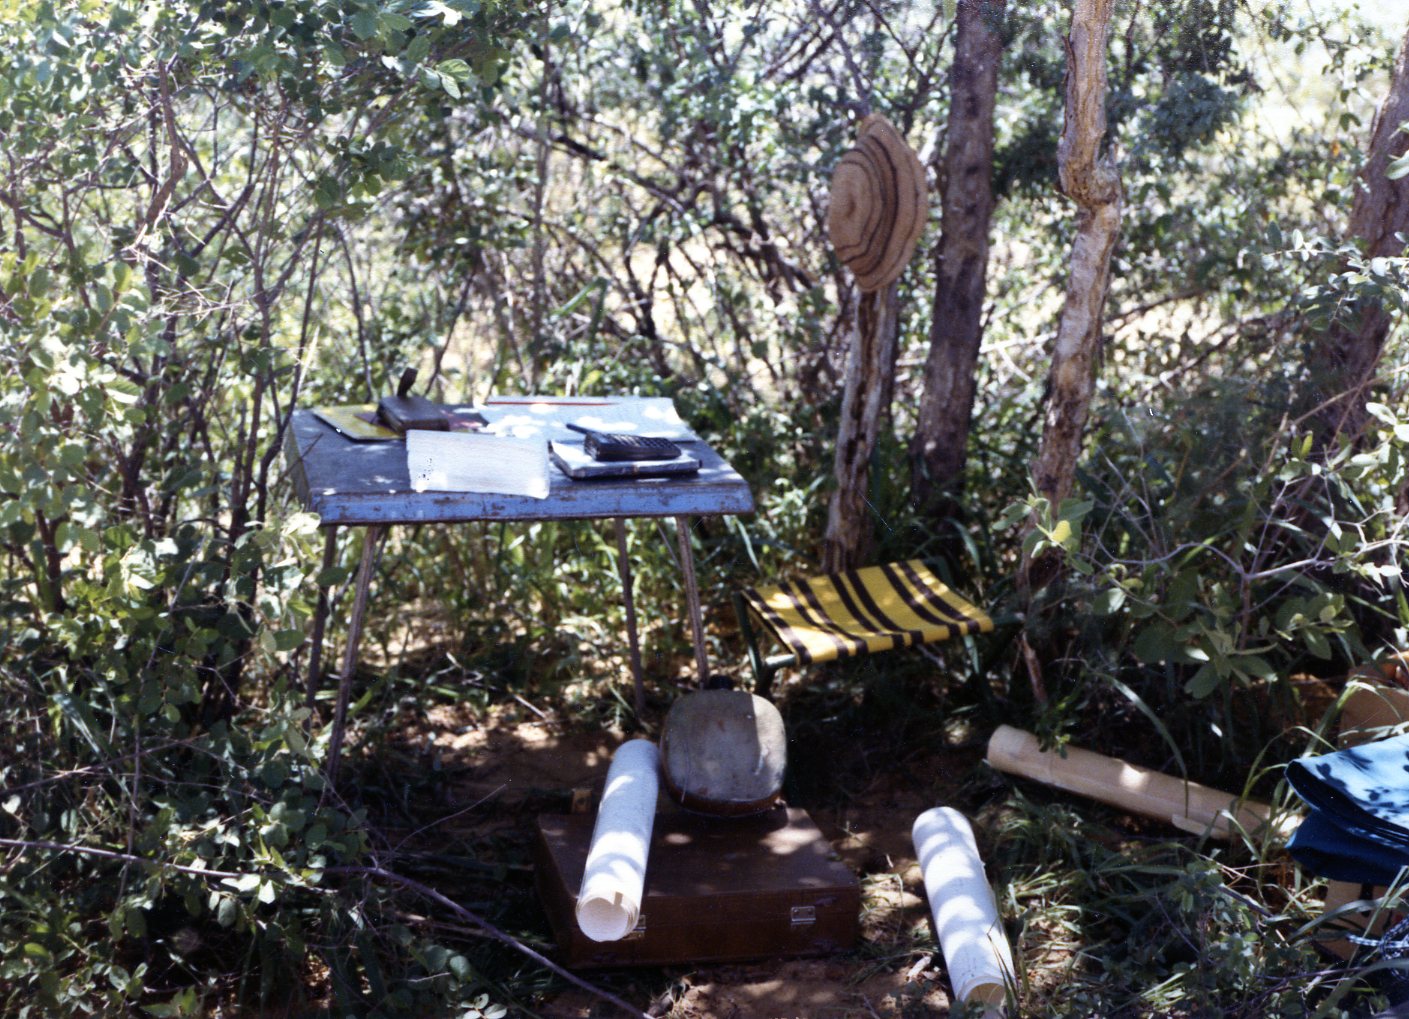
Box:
[566, 423, 683, 462]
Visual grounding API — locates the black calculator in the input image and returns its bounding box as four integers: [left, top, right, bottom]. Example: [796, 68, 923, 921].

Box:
[566, 423, 682, 462]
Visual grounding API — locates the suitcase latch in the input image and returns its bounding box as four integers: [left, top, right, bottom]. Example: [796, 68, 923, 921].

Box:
[790, 905, 817, 927]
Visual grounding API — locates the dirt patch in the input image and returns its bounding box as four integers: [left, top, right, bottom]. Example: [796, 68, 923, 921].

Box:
[429, 704, 621, 795]
[669, 957, 953, 1018]
[534, 959, 952, 1019]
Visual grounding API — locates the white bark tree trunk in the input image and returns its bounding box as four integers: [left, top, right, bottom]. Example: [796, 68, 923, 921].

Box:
[1023, 0, 1122, 591]
[822, 282, 900, 573]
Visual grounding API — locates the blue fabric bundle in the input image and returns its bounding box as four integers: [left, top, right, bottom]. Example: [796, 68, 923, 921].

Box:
[1287, 734, 1409, 885]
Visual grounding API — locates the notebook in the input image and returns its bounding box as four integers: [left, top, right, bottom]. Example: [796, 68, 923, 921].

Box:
[549, 441, 700, 480]
[407, 431, 550, 499]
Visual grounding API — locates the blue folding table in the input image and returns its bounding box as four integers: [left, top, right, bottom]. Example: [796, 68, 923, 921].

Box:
[284, 400, 754, 784]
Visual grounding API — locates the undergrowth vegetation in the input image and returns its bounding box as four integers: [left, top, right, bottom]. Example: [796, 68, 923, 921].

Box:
[1, 0, 1407, 1015]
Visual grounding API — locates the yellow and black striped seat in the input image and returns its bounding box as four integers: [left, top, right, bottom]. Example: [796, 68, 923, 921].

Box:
[734, 559, 994, 693]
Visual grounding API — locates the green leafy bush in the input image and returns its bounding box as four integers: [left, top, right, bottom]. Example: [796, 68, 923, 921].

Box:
[0, 0, 527, 1012]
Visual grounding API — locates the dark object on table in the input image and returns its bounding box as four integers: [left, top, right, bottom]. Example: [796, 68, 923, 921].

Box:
[659, 689, 786, 817]
[535, 805, 859, 968]
[566, 422, 681, 461]
[377, 367, 448, 433]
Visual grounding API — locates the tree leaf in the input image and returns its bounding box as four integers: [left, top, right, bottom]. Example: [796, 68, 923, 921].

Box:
[1304, 628, 1331, 660]
[436, 57, 471, 82]
[1087, 586, 1121, 617]
[405, 33, 431, 63]
[1184, 663, 1221, 699]
[1133, 625, 1173, 663]
[351, 9, 379, 40]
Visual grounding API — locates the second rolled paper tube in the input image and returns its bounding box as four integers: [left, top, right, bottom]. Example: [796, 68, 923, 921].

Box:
[912, 806, 1016, 1011]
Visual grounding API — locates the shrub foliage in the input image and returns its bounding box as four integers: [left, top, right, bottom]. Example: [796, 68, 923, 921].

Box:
[0, 0, 1406, 1014]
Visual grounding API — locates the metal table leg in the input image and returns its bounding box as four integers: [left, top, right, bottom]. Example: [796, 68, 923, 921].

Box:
[674, 516, 710, 685]
[326, 524, 385, 788]
[614, 517, 647, 716]
[305, 525, 339, 719]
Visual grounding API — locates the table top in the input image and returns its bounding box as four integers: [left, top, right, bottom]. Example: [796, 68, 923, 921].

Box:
[285, 405, 755, 526]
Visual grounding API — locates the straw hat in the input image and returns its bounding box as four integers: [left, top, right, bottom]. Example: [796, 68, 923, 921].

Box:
[827, 114, 927, 292]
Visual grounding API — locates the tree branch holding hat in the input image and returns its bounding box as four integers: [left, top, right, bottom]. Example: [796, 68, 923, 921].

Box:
[823, 113, 928, 572]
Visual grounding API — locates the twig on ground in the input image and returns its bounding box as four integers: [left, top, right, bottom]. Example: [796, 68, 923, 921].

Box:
[390, 783, 508, 853]
[0, 836, 245, 880]
[330, 864, 651, 1019]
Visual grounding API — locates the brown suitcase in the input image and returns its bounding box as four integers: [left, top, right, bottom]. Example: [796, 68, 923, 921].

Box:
[535, 805, 860, 968]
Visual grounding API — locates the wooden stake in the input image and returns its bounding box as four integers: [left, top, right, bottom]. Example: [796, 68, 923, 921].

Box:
[823, 282, 900, 573]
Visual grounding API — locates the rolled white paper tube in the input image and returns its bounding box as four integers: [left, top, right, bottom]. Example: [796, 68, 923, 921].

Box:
[912, 807, 1015, 1012]
[575, 739, 660, 942]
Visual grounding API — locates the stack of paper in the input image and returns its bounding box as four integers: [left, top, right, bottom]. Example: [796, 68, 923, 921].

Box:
[406, 431, 550, 499]
[482, 396, 696, 442]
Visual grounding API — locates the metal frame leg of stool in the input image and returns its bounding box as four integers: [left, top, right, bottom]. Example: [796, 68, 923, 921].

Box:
[674, 515, 709, 686]
[326, 524, 385, 788]
[613, 517, 647, 716]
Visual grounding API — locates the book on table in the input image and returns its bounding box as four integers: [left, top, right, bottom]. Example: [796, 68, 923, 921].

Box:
[549, 441, 700, 480]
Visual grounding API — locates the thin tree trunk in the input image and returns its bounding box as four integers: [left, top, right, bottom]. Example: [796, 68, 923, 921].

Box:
[823, 283, 900, 573]
[529, 8, 552, 360]
[910, 0, 1006, 517]
[1022, 0, 1121, 592]
[1311, 22, 1409, 441]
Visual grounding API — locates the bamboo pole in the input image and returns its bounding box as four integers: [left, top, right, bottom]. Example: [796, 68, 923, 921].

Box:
[986, 725, 1289, 841]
